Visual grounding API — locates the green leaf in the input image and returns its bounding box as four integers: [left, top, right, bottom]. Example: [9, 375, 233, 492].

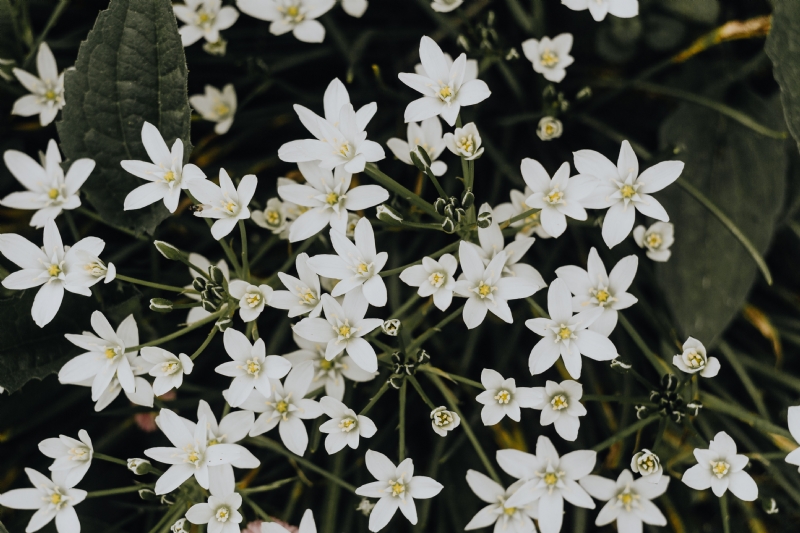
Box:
[56, 0, 191, 235]
[767, 0, 800, 155]
[0, 0, 21, 60]
[656, 94, 787, 346]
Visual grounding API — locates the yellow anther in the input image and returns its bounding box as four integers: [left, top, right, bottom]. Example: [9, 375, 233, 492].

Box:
[246, 293, 261, 307]
[214, 103, 230, 116]
[551, 394, 568, 410]
[457, 135, 474, 153]
[504, 506, 516, 516]
[163, 170, 176, 183]
[711, 460, 730, 478]
[546, 189, 564, 204]
[300, 289, 316, 303]
[162, 361, 179, 374]
[477, 282, 492, 297]
[48, 188, 59, 200]
[540, 49, 559, 67]
[619, 492, 633, 506]
[339, 418, 356, 432]
[544, 473, 558, 486]
[48, 264, 61, 277]
[208, 439, 219, 446]
[245, 360, 261, 375]
[429, 272, 444, 287]
[357, 263, 369, 274]
[391, 482, 405, 496]
[319, 359, 333, 370]
[266, 210, 281, 225]
[337, 142, 351, 157]
[433, 411, 453, 426]
[338, 325, 351, 337]
[186, 451, 199, 464]
[621, 185, 636, 199]
[595, 290, 609, 303]
[216, 508, 230, 521]
[326, 192, 339, 205]
[50, 493, 62, 505]
[494, 390, 511, 404]
[686, 351, 704, 368]
[438, 86, 452, 100]
[286, 5, 299, 17]
[45, 89, 57, 101]
[224, 201, 236, 212]
[198, 12, 210, 23]
[558, 326, 572, 340]
[645, 233, 662, 248]
[105, 348, 116, 359]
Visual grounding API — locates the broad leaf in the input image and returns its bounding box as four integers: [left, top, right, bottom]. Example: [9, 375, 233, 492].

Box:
[767, 0, 800, 155]
[56, 0, 191, 235]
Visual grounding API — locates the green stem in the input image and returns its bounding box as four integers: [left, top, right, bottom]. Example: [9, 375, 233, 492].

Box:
[582, 394, 653, 404]
[239, 220, 250, 281]
[126, 307, 227, 352]
[399, 380, 407, 461]
[364, 163, 441, 219]
[86, 485, 148, 499]
[63, 211, 80, 241]
[93, 453, 127, 466]
[191, 325, 219, 360]
[76, 207, 148, 241]
[418, 366, 484, 390]
[407, 375, 437, 409]
[720, 493, 731, 533]
[23, 0, 71, 69]
[322, 451, 345, 533]
[424, 169, 448, 200]
[380, 241, 460, 277]
[701, 393, 793, 440]
[617, 314, 672, 375]
[239, 477, 296, 494]
[717, 342, 769, 419]
[407, 304, 464, 352]
[360, 380, 391, 416]
[115, 274, 192, 294]
[591, 416, 659, 452]
[266, 237, 317, 285]
[146, 499, 186, 533]
[241, 493, 272, 522]
[498, 207, 539, 229]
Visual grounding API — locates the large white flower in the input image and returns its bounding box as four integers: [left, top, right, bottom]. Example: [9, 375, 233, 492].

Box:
[786, 406, 800, 472]
[190, 84, 238, 134]
[262, 509, 317, 533]
[278, 161, 388, 242]
[464, 470, 537, 532]
[38, 430, 94, 488]
[1, 140, 93, 228]
[454, 241, 539, 329]
[196, 400, 261, 476]
[501, 437, 597, 533]
[185, 465, 243, 533]
[555, 247, 638, 336]
[141, 347, 194, 396]
[672, 337, 720, 378]
[387, 117, 448, 176]
[0, 469, 86, 533]
[271, 253, 324, 318]
[475, 368, 537, 425]
[319, 396, 377, 454]
[11, 43, 64, 126]
[527, 278, 617, 379]
[355, 450, 443, 532]
[561, 0, 638, 21]
[522, 159, 595, 238]
[215, 328, 292, 407]
[399, 36, 491, 126]
[307, 218, 388, 307]
[189, 169, 257, 240]
[522, 34, 574, 83]
[0, 220, 107, 327]
[633, 222, 674, 262]
[580, 470, 669, 533]
[174, 0, 239, 46]
[228, 280, 273, 322]
[494, 186, 552, 240]
[530, 379, 587, 441]
[682, 431, 757, 501]
[122, 122, 207, 213]
[237, 0, 336, 43]
[399, 253, 458, 311]
[293, 292, 384, 373]
[575, 140, 683, 248]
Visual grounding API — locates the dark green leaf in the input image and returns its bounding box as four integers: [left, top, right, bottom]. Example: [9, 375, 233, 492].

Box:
[56, 0, 191, 235]
[661, 0, 720, 25]
[767, 0, 800, 155]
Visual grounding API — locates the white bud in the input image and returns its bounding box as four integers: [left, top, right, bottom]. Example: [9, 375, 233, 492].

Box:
[171, 518, 190, 533]
[430, 406, 461, 437]
[127, 458, 152, 475]
[631, 449, 663, 483]
[537, 117, 563, 141]
[356, 497, 376, 516]
[382, 319, 401, 336]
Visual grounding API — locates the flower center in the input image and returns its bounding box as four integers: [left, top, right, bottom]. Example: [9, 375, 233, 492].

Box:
[476, 281, 494, 298]
[198, 11, 212, 24]
[551, 394, 568, 410]
[645, 233, 662, 249]
[438, 85, 453, 102]
[266, 209, 281, 226]
[299, 288, 316, 304]
[544, 123, 557, 135]
[457, 135, 474, 154]
[639, 456, 656, 472]
[711, 460, 730, 478]
[545, 188, 564, 205]
[356, 262, 371, 276]
[338, 325, 351, 337]
[433, 410, 454, 426]
[162, 361, 180, 375]
[595, 289, 609, 303]
[185, 448, 201, 466]
[84, 261, 106, 277]
[540, 49, 559, 67]
[495, 390, 511, 404]
[620, 184, 636, 199]
[339, 417, 357, 432]
[683, 350, 705, 369]
[429, 271, 445, 288]
[503, 506, 516, 516]
[69, 446, 88, 461]
[48, 264, 61, 277]
[215, 506, 230, 522]
[105, 348, 117, 359]
[222, 199, 237, 213]
[319, 359, 333, 370]
[338, 142, 352, 158]
[245, 358, 261, 377]
[544, 472, 559, 486]
[208, 439, 219, 446]
[214, 103, 229, 116]
[390, 481, 405, 497]
[163, 170, 176, 183]
[276, 400, 289, 413]
[557, 326, 573, 341]
[325, 192, 339, 205]
[284, 4, 304, 21]
[48, 187, 60, 200]
[245, 293, 262, 307]
[50, 492, 62, 505]
[617, 490, 638, 511]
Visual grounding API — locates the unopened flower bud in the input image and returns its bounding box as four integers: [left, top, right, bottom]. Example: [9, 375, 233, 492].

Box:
[202, 37, 227, 57]
[382, 319, 401, 336]
[128, 458, 152, 475]
[388, 374, 405, 389]
[764, 498, 779, 514]
[635, 405, 650, 420]
[215, 315, 232, 331]
[171, 517, 189, 532]
[505, 47, 519, 60]
[192, 277, 206, 292]
[443, 204, 454, 219]
[631, 449, 662, 483]
[434, 197, 447, 215]
[461, 188, 474, 209]
[209, 265, 225, 285]
[537, 117, 563, 141]
[610, 358, 632, 373]
[417, 349, 431, 365]
[409, 149, 427, 172]
[661, 374, 678, 392]
[150, 298, 173, 313]
[161, 494, 175, 505]
[477, 211, 492, 228]
[686, 401, 703, 416]
[430, 406, 461, 436]
[376, 204, 403, 225]
[202, 299, 218, 312]
[576, 86, 592, 100]
[455, 208, 467, 222]
[138, 488, 157, 500]
[441, 218, 456, 234]
[416, 145, 432, 167]
[154, 241, 187, 261]
[356, 498, 376, 516]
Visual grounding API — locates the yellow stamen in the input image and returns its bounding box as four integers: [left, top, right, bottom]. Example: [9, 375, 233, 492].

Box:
[477, 282, 492, 297]
[495, 390, 511, 404]
[286, 5, 299, 17]
[595, 290, 609, 303]
[504, 506, 516, 516]
[214, 103, 230, 116]
[338, 325, 351, 337]
[712, 461, 729, 478]
[45, 89, 57, 101]
[438, 86, 452, 100]
[48, 264, 61, 277]
[339, 418, 356, 432]
[246, 293, 261, 307]
[558, 326, 572, 340]
[546, 190, 563, 204]
[645, 233, 662, 248]
[163, 170, 176, 183]
[208, 439, 219, 446]
[48, 188, 59, 200]
[266, 210, 281, 225]
[276, 400, 289, 413]
[621, 185, 635, 198]
[540, 49, 559, 67]
[551, 394, 568, 410]
[245, 360, 260, 375]
[326, 192, 339, 205]
[104, 348, 116, 359]
[391, 482, 405, 496]
[544, 473, 558, 486]
[50, 493, 62, 505]
[319, 359, 333, 370]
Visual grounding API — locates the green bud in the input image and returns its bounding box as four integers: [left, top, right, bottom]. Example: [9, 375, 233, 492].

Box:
[477, 211, 492, 228]
[154, 241, 187, 261]
[441, 218, 456, 234]
[127, 458, 152, 475]
[433, 197, 447, 215]
[215, 316, 232, 331]
[376, 204, 403, 225]
[192, 277, 206, 292]
[455, 208, 466, 222]
[209, 265, 225, 284]
[409, 150, 426, 172]
[202, 299, 218, 312]
[416, 145, 432, 167]
[138, 488, 157, 501]
[461, 188, 474, 209]
[443, 204, 454, 219]
[149, 298, 173, 313]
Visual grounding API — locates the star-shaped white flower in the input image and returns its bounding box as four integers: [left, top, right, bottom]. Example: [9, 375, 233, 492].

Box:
[561, 0, 638, 21]
[1, 140, 94, 228]
[228, 280, 273, 322]
[190, 84, 238, 134]
[355, 450, 443, 532]
[682, 431, 758, 501]
[237, 0, 336, 43]
[185, 464, 243, 533]
[522, 34, 574, 83]
[672, 337, 719, 377]
[522, 159, 595, 238]
[527, 278, 618, 378]
[555, 247, 638, 336]
[399, 253, 458, 311]
[580, 470, 669, 533]
[399, 36, 491, 126]
[38, 430, 94, 488]
[431, 0, 463, 13]
[188, 169, 257, 240]
[196, 400, 261, 476]
[122, 122, 207, 213]
[11, 43, 64, 126]
[387, 117, 448, 176]
[475, 368, 537, 425]
[786, 406, 800, 472]
[271, 253, 324, 318]
[415, 51, 478, 82]
[530, 379, 587, 441]
[443, 122, 484, 160]
[633, 222, 674, 262]
[0, 469, 86, 533]
[575, 140, 683, 248]
[141, 347, 194, 396]
[252, 196, 292, 237]
[494, 186, 552, 240]
[75, 353, 154, 412]
[319, 396, 377, 454]
[174, 0, 239, 46]
[464, 470, 538, 532]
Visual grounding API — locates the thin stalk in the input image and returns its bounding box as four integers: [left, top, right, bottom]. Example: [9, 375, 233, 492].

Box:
[76, 207, 148, 241]
[718, 342, 769, 419]
[239, 220, 250, 281]
[424, 169, 448, 200]
[322, 451, 345, 533]
[265, 237, 317, 285]
[499, 207, 539, 229]
[93, 453, 127, 466]
[360, 380, 391, 416]
[115, 274, 192, 294]
[407, 304, 464, 352]
[146, 498, 185, 533]
[399, 380, 407, 461]
[380, 241, 460, 277]
[407, 375, 437, 409]
[720, 493, 731, 533]
[364, 163, 441, 219]
[582, 394, 653, 404]
[86, 485, 148, 499]
[242, 493, 272, 522]
[591, 416, 659, 452]
[126, 307, 226, 352]
[456, 115, 470, 188]
[419, 366, 484, 390]
[618, 314, 672, 375]
[701, 393, 793, 441]
[190, 325, 219, 360]
[23, 0, 71, 69]
[239, 477, 296, 494]
[63, 211, 80, 241]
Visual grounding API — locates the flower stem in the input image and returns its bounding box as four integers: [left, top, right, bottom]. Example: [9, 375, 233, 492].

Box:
[86, 484, 148, 499]
[190, 324, 219, 360]
[591, 415, 659, 452]
[265, 237, 318, 285]
[126, 307, 227, 352]
[380, 241, 460, 277]
[407, 375, 437, 410]
[399, 380, 407, 461]
[617, 314, 672, 376]
[418, 366, 484, 390]
[701, 393, 793, 441]
[498, 207, 539, 229]
[720, 493, 731, 533]
[360, 380, 391, 416]
[63, 211, 81, 241]
[407, 304, 464, 352]
[242, 493, 273, 522]
[364, 163, 441, 219]
[239, 220, 250, 282]
[93, 453, 127, 466]
[239, 477, 296, 494]
[115, 273, 193, 294]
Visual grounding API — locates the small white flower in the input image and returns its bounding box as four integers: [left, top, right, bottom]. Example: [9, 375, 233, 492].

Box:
[430, 406, 460, 436]
[786, 406, 800, 472]
[75, 354, 154, 412]
[399, 36, 491, 126]
[11, 43, 64, 126]
[633, 222, 674, 262]
[261, 509, 317, 533]
[38, 430, 94, 487]
[494, 187, 552, 240]
[387, 117, 448, 176]
[341, 0, 368, 17]
[141, 347, 194, 396]
[443, 122, 484, 160]
[464, 470, 538, 532]
[415, 51, 478, 82]
[185, 463, 243, 532]
[522, 34, 574, 83]
[561, 0, 638, 21]
[475, 368, 537, 425]
[575, 140, 683, 248]
[581, 470, 669, 532]
[174, 0, 239, 47]
[228, 280, 273, 322]
[0, 469, 86, 533]
[127, 458, 152, 475]
[171, 518, 190, 533]
[356, 498, 376, 515]
[527, 278, 618, 379]
[530, 380, 587, 441]
[631, 449, 663, 483]
[122, 122, 207, 213]
[431, 0, 463, 13]
[355, 450, 443, 532]
[252, 197, 290, 236]
[399, 254, 458, 311]
[682, 431, 758, 501]
[215, 328, 292, 407]
[188, 169, 257, 240]
[190, 84, 238, 134]
[522, 159, 595, 238]
[537, 116, 564, 141]
[555, 247, 638, 336]
[270, 253, 324, 318]
[319, 396, 377, 454]
[196, 400, 261, 475]
[237, 0, 335, 43]
[672, 337, 720, 378]
[185, 253, 231, 324]
[381, 319, 401, 336]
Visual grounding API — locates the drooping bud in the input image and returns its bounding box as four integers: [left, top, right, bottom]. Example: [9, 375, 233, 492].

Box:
[127, 458, 152, 475]
[764, 498, 779, 514]
[154, 241, 187, 261]
[409, 149, 427, 172]
[376, 204, 403, 225]
[441, 218, 456, 234]
[686, 401, 703, 416]
[461, 188, 474, 209]
[381, 319, 401, 336]
[443, 204, 454, 219]
[477, 211, 492, 228]
[149, 298, 173, 313]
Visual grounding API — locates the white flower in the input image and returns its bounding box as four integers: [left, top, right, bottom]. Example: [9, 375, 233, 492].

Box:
[319, 396, 377, 454]
[0, 220, 107, 327]
[561, 0, 638, 21]
[522, 159, 595, 238]
[530, 380, 586, 441]
[190, 84, 238, 134]
[430, 406, 460, 436]
[682, 431, 757, 501]
[431, 0, 463, 13]
[228, 280, 273, 322]
[141, 347, 194, 396]
[494, 187, 552, 240]
[786, 406, 800, 471]
[399, 36, 491, 126]
[185, 461, 243, 533]
[237, 0, 335, 43]
[355, 450, 443, 531]
[75, 353, 154, 412]
[39, 430, 93, 487]
[293, 292, 384, 373]
[0, 469, 86, 533]
[464, 470, 537, 532]
[127, 458, 151, 475]
[415, 51, 478, 83]
[278, 161, 388, 242]
[341, 0, 367, 17]
[387, 117, 448, 176]
[575, 140, 683, 248]
[307, 218, 388, 307]
[261, 509, 317, 533]
[196, 400, 261, 474]
[581, 470, 669, 532]
[555, 247, 638, 336]
[454, 241, 539, 329]
[172, 518, 190, 533]
[185, 253, 231, 324]
[215, 328, 292, 407]
[631, 449, 663, 483]
[188, 169, 257, 240]
[1, 140, 94, 228]
[399, 254, 458, 311]
[239, 362, 324, 456]
[122, 122, 207, 213]
[252, 197, 291, 236]
[270, 253, 324, 318]
[381, 319, 400, 336]
[633, 222, 674, 262]
[145, 408, 241, 494]
[501, 437, 597, 533]
[522, 34, 574, 83]
[537, 116, 563, 141]
[174, 0, 239, 46]
[283, 333, 377, 401]
[443, 122, 484, 160]
[527, 278, 618, 379]
[475, 368, 537, 425]
[11, 43, 64, 126]
[672, 337, 719, 377]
